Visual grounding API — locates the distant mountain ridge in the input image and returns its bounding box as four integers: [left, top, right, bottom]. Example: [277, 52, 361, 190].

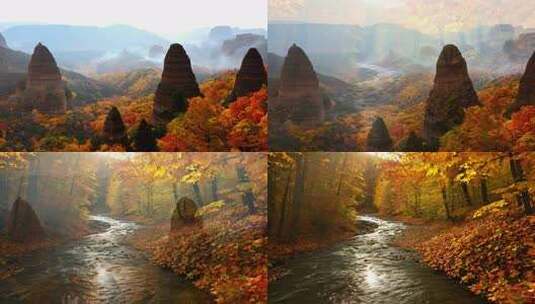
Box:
[2, 24, 170, 53]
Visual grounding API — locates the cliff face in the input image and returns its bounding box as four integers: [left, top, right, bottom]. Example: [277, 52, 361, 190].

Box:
[22, 43, 67, 113]
[278, 44, 325, 125]
[225, 48, 267, 105]
[152, 43, 201, 126]
[423, 44, 479, 144]
[507, 51, 535, 116]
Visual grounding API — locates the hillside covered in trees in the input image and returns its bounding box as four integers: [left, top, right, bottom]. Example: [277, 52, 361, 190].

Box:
[0, 32, 267, 152]
[268, 152, 534, 303]
[0, 152, 267, 303]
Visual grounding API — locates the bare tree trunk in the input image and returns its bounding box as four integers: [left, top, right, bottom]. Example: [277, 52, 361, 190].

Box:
[211, 176, 218, 201]
[277, 171, 292, 239]
[442, 186, 452, 221]
[460, 181, 472, 206]
[290, 154, 305, 241]
[509, 154, 533, 215]
[480, 178, 490, 205]
[192, 183, 203, 207]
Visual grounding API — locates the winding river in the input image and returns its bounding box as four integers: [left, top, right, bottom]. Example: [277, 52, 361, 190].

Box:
[0, 215, 212, 303]
[269, 216, 487, 304]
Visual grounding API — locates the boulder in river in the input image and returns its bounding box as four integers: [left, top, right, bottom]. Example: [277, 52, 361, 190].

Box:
[170, 197, 198, 232]
[6, 197, 46, 242]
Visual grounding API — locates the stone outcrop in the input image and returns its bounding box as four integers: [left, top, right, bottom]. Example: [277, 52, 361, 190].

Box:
[170, 197, 198, 232]
[225, 48, 267, 105]
[22, 43, 67, 113]
[6, 197, 46, 242]
[0, 33, 7, 48]
[152, 43, 201, 125]
[132, 119, 158, 151]
[366, 117, 393, 152]
[507, 51, 535, 117]
[278, 44, 325, 125]
[102, 106, 128, 146]
[423, 44, 479, 145]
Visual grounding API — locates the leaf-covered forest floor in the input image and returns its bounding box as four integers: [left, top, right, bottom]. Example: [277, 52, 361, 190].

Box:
[393, 211, 535, 304]
[128, 206, 267, 304]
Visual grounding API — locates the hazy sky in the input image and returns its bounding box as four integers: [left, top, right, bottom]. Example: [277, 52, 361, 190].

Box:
[270, 0, 535, 34]
[0, 0, 267, 37]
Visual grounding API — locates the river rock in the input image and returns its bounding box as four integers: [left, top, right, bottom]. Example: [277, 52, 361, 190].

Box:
[170, 197, 198, 231]
[423, 44, 479, 145]
[6, 197, 46, 242]
[225, 48, 267, 105]
[278, 44, 325, 125]
[22, 43, 67, 113]
[507, 51, 535, 116]
[366, 117, 393, 152]
[102, 106, 128, 146]
[152, 43, 201, 126]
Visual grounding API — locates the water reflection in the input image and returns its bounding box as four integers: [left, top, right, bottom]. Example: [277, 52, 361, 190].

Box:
[0, 215, 212, 303]
[269, 216, 487, 304]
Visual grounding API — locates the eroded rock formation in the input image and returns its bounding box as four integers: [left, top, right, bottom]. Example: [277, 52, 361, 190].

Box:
[507, 51, 535, 116]
[423, 44, 479, 145]
[225, 48, 267, 105]
[132, 119, 158, 151]
[152, 43, 201, 125]
[366, 117, 393, 152]
[21, 43, 67, 113]
[278, 44, 325, 125]
[170, 197, 197, 232]
[102, 106, 128, 146]
[6, 197, 45, 242]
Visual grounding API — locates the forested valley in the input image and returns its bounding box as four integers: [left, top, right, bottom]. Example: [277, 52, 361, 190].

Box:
[0, 152, 267, 303]
[268, 152, 534, 304]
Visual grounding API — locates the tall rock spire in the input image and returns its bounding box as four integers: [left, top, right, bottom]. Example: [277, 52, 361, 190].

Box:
[152, 43, 201, 126]
[506, 51, 535, 117]
[423, 44, 479, 146]
[278, 44, 325, 125]
[23, 43, 66, 113]
[225, 48, 267, 105]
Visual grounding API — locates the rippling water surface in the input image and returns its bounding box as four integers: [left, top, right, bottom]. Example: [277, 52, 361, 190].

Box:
[0, 215, 211, 304]
[269, 216, 487, 304]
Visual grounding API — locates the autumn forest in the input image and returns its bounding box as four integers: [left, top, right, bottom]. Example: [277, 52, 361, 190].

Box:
[1, 0, 535, 303]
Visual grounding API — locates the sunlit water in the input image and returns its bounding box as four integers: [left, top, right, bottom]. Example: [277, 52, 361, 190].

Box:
[0, 215, 212, 303]
[269, 216, 487, 304]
